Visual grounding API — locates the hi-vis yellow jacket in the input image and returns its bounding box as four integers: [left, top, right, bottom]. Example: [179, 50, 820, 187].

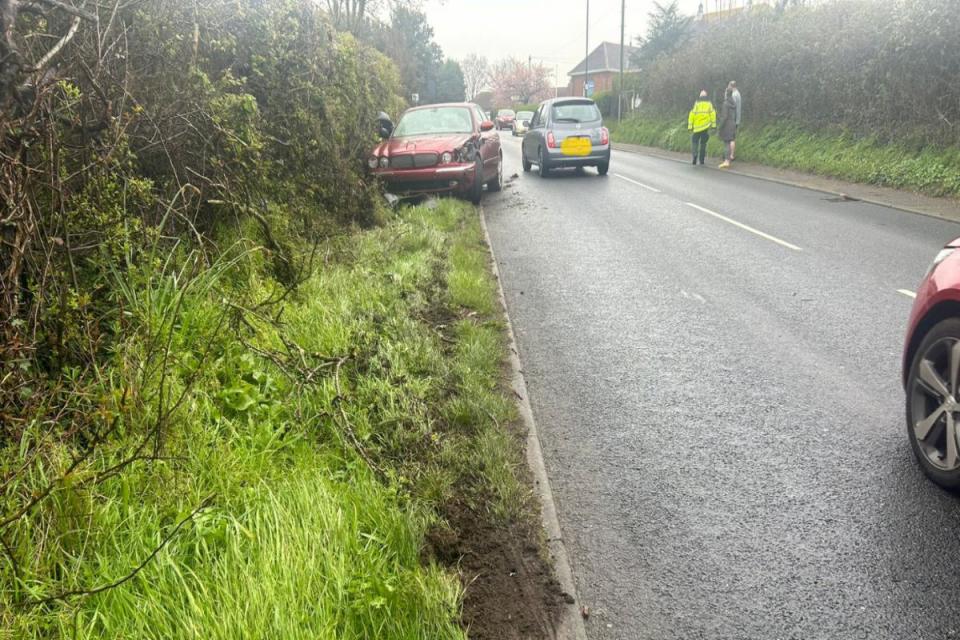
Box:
[688, 99, 717, 133]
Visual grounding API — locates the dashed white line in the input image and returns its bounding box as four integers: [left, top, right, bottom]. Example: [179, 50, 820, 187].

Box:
[897, 289, 917, 299]
[684, 202, 803, 252]
[614, 173, 661, 193]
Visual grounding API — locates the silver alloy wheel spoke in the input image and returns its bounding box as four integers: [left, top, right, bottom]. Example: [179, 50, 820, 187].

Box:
[916, 404, 948, 441]
[950, 341, 960, 396]
[919, 359, 950, 399]
[946, 413, 959, 469]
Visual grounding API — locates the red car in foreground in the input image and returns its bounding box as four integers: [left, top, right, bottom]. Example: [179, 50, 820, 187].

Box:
[904, 237, 960, 488]
[369, 103, 502, 204]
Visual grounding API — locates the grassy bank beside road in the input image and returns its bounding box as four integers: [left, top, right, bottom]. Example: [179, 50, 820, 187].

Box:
[3, 200, 555, 638]
[612, 114, 960, 198]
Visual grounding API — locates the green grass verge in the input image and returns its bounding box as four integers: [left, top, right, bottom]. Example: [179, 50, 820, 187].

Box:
[611, 114, 960, 197]
[2, 199, 529, 639]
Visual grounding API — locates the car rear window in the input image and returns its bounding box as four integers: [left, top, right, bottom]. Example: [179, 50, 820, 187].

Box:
[498, 109, 515, 117]
[516, 111, 534, 120]
[551, 101, 601, 123]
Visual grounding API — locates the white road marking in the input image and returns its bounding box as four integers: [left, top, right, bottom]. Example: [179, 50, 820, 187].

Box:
[680, 290, 707, 303]
[684, 202, 803, 252]
[897, 289, 917, 299]
[614, 173, 662, 193]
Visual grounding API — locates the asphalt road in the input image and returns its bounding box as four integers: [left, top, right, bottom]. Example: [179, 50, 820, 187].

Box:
[483, 134, 960, 640]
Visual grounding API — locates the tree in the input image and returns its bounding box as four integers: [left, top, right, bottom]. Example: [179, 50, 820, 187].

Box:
[461, 54, 489, 100]
[632, 1, 693, 66]
[375, 7, 443, 102]
[775, 0, 806, 10]
[324, 0, 422, 36]
[325, 0, 380, 34]
[435, 60, 465, 102]
[490, 58, 552, 106]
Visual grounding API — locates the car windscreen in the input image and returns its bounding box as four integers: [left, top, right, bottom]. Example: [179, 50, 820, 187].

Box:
[393, 107, 474, 137]
[550, 101, 601, 123]
[498, 110, 516, 117]
[516, 111, 534, 120]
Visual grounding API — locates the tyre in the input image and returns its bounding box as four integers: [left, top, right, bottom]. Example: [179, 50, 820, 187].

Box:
[522, 152, 531, 173]
[487, 153, 503, 192]
[906, 317, 960, 489]
[597, 161, 610, 176]
[469, 162, 483, 204]
[537, 148, 550, 178]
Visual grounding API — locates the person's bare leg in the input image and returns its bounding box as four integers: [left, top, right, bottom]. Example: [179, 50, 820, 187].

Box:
[730, 139, 736, 161]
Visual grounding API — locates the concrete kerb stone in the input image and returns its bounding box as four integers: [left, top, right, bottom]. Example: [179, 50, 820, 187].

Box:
[478, 205, 589, 640]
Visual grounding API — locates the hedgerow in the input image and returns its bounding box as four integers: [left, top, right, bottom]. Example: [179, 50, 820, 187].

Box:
[637, 0, 960, 147]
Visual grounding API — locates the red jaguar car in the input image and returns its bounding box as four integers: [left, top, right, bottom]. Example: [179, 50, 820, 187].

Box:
[369, 103, 502, 204]
[903, 238, 960, 488]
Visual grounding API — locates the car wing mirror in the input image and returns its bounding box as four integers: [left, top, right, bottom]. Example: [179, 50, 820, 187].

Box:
[480, 120, 495, 132]
[377, 111, 394, 139]
[522, 120, 530, 127]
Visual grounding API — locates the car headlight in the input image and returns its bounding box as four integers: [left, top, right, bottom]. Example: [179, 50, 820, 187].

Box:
[368, 156, 379, 169]
[441, 152, 453, 164]
[379, 156, 390, 168]
[926, 247, 957, 278]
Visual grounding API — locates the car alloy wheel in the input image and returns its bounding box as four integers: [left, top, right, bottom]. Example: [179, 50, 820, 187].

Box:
[907, 318, 960, 488]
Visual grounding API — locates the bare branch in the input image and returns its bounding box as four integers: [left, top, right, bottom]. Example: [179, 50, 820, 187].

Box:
[27, 15, 80, 72]
[27, 0, 95, 22]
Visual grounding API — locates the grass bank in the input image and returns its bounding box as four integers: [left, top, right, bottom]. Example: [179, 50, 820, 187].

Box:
[612, 114, 960, 198]
[2, 200, 557, 638]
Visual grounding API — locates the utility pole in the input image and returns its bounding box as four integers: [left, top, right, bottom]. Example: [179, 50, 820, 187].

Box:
[584, 0, 590, 97]
[618, 0, 625, 121]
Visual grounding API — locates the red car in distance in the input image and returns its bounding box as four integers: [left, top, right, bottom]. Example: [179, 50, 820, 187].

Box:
[495, 109, 516, 131]
[369, 103, 502, 204]
[904, 237, 960, 488]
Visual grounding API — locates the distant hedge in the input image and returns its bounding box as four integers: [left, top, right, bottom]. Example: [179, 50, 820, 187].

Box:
[639, 0, 960, 146]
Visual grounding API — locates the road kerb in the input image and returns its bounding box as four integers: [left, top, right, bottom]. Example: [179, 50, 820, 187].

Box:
[612, 142, 960, 224]
[479, 205, 589, 640]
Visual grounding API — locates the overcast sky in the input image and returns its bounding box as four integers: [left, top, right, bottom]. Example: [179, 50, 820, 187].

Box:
[422, 0, 710, 87]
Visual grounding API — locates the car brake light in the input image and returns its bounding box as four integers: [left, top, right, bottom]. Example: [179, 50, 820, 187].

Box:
[600, 127, 609, 145]
[547, 131, 556, 148]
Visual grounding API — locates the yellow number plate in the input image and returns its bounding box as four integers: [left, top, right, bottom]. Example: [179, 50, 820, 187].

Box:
[561, 137, 592, 156]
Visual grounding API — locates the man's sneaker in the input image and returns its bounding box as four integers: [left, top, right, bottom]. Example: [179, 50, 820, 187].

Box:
[719, 161, 731, 169]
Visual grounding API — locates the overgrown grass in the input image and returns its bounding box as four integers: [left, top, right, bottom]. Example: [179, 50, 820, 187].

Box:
[612, 113, 960, 197]
[2, 199, 530, 639]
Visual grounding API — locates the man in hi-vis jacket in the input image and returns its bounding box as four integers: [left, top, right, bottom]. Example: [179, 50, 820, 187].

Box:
[688, 90, 717, 166]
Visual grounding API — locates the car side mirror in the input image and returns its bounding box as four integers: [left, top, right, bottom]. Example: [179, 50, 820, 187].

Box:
[522, 120, 530, 127]
[377, 112, 394, 139]
[480, 120, 495, 132]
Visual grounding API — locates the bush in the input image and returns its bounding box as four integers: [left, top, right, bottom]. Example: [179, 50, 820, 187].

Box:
[613, 112, 960, 196]
[592, 91, 617, 117]
[1, 0, 404, 427]
[639, 0, 960, 146]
